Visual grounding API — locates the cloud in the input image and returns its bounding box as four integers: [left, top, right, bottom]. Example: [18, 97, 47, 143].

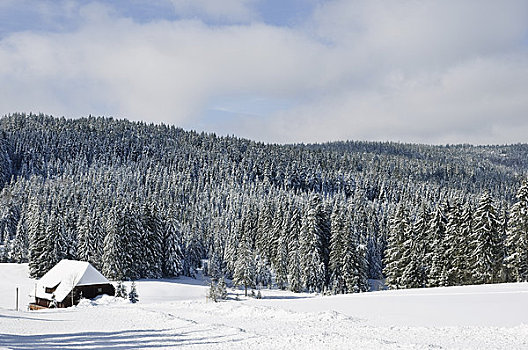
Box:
[243, 53, 528, 144]
[0, 3, 330, 126]
[0, 0, 527, 145]
[168, 0, 258, 23]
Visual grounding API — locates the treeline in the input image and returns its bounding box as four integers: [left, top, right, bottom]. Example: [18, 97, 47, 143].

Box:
[384, 180, 528, 288]
[0, 113, 526, 294]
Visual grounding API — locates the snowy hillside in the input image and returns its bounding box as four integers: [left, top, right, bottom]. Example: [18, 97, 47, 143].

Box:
[1, 264, 528, 349]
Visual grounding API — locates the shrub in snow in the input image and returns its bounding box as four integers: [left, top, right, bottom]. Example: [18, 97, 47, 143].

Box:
[208, 281, 218, 302]
[115, 281, 128, 299]
[128, 281, 139, 303]
[208, 277, 227, 302]
[217, 278, 227, 300]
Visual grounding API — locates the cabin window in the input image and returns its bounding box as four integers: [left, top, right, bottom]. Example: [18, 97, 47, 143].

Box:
[97, 287, 103, 293]
[45, 283, 60, 294]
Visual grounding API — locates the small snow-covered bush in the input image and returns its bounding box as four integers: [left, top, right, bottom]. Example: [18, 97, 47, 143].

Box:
[209, 277, 228, 302]
[115, 281, 128, 299]
[128, 281, 139, 303]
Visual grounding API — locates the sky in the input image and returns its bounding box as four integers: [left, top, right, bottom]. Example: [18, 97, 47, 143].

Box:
[0, 0, 527, 145]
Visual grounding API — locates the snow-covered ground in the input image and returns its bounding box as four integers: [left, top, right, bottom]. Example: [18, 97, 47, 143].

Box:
[1, 263, 528, 349]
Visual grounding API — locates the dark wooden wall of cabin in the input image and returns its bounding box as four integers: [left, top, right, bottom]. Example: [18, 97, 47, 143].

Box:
[32, 283, 115, 309]
[75, 283, 116, 302]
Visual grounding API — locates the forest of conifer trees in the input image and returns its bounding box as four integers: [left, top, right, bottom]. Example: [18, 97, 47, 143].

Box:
[0, 113, 527, 294]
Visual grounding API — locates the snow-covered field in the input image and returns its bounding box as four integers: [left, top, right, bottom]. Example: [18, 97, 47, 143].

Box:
[1, 263, 528, 349]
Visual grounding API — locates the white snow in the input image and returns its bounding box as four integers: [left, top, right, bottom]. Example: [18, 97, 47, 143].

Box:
[1, 263, 528, 349]
[35, 260, 111, 302]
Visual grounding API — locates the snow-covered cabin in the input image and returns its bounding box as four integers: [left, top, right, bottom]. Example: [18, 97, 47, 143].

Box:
[30, 260, 115, 309]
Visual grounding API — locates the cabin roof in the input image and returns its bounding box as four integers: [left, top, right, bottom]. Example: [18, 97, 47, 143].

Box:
[36, 260, 111, 302]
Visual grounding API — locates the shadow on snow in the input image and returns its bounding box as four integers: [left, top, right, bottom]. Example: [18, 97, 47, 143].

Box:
[0, 328, 246, 349]
[0, 313, 68, 322]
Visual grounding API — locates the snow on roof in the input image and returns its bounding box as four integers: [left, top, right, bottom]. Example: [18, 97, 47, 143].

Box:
[35, 260, 111, 303]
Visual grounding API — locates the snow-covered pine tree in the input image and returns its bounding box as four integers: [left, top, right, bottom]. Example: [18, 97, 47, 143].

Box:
[27, 199, 48, 278]
[471, 192, 503, 284]
[403, 202, 428, 288]
[400, 205, 427, 289]
[77, 208, 102, 269]
[140, 202, 163, 278]
[102, 208, 125, 280]
[208, 280, 218, 302]
[271, 202, 289, 289]
[224, 226, 239, 278]
[205, 249, 219, 278]
[506, 180, 528, 282]
[11, 208, 28, 263]
[115, 281, 128, 298]
[162, 214, 183, 278]
[217, 277, 227, 300]
[287, 205, 302, 293]
[254, 254, 272, 288]
[400, 246, 425, 289]
[0, 135, 12, 189]
[0, 194, 19, 246]
[61, 203, 78, 261]
[1, 231, 11, 262]
[341, 245, 358, 293]
[456, 201, 474, 285]
[274, 234, 289, 289]
[365, 205, 385, 280]
[233, 238, 256, 296]
[426, 203, 447, 287]
[128, 281, 139, 303]
[384, 205, 409, 289]
[181, 222, 202, 278]
[442, 200, 462, 286]
[497, 206, 509, 282]
[44, 206, 67, 270]
[76, 206, 90, 260]
[350, 204, 370, 293]
[256, 203, 273, 262]
[207, 279, 218, 303]
[329, 202, 347, 294]
[122, 202, 143, 280]
[299, 194, 328, 293]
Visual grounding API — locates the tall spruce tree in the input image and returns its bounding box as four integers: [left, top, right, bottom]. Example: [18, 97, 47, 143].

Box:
[426, 203, 447, 287]
[77, 209, 103, 269]
[442, 201, 462, 286]
[102, 208, 126, 280]
[349, 203, 369, 293]
[140, 202, 163, 278]
[400, 204, 428, 288]
[472, 192, 503, 284]
[162, 214, 183, 278]
[456, 201, 474, 285]
[299, 194, 328, 293]
[329, 203, 348, 293]
[383, 205, 409, 289]
[233, 238, 256, 296]
[27, 199, 48, 278]
[12, 211, 28, 263]
[287, 205, 302, 293]
[506, 180, 528, 281]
